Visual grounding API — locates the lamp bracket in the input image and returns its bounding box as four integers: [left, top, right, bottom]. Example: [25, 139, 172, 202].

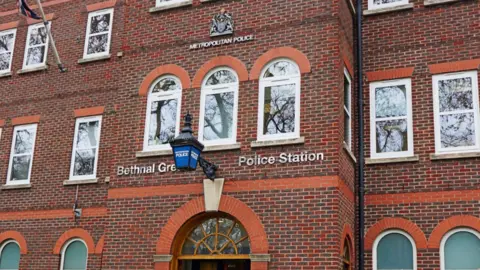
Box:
[198, 156, 218, 181]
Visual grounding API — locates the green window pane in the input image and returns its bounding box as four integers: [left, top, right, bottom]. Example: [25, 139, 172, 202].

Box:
[445, 231, 480, 270]
[377, 233, 413, 270]
[63, 241, 87, 270]
[0, 242, 20, 270]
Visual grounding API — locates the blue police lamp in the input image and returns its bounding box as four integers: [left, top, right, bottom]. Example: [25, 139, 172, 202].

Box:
[170, 112, 218, 180]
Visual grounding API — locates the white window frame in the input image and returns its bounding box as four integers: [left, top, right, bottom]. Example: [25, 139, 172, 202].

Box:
[156, 0, 191, 8]
[198, 67, 239, 146]
[373, 230, 417, 270]
[0, 239, 20, 270]
[0, 28, 17, 75]
[60, 238, 88, 270]
[440, 228, 480, 270]
[6, 124, 38, 186]
[344, 68, 352, 149]
[69, 116, 102, 181]
[257, 58, 301, 141]
[369, 78, 414, 159]
[22, 22, 50, 70]
[83, 8, 114, 59]
[432, 71, 480, 154]
[368, 0, 409, 10]
[143, 75, 182, 151]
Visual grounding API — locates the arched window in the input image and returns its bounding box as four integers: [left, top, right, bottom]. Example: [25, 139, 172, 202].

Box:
[373, 230, 416, 270]
[0, 240, 20, 270]
[143, 75, 182, 151]
[60, 239, 87, 270]
[199, 68, 239, 145]
[258, 59, 301, 141]
[342, 238, 352, 270]
[441, 228, 480, 270]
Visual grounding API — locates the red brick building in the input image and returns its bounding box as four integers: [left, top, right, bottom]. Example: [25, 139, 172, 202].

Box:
[0, 0, 356, 269]
[361, 0, 480, 269]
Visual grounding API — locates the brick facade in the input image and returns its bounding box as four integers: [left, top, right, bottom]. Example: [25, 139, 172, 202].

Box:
[362, 0, 480, 269]
[0, 0, 355, 269]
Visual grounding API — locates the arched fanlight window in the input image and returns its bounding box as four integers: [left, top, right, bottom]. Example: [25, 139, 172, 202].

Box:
[440, 228, 480, 270]
[258, 59, 301, 141]
[0, 240, 20, 270]
[143, 75, 182, 151]
[342, 238, 352, 270]
[199, 68, 239, 145]
[373, 230, 416, 270]
[180, 217, 250, 258]
[60, 239, 87, 270]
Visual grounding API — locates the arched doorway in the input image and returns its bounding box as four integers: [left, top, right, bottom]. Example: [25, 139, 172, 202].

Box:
[172, 213, 251, 270]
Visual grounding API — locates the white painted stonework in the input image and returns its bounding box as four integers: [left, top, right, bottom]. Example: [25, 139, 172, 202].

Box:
[203, 178, 225, 212]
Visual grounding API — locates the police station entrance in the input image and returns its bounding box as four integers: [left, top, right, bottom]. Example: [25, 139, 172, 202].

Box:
[174, 215, 251, 270]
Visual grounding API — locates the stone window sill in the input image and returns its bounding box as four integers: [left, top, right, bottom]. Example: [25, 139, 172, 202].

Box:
[63, 178, 98, 185]
[430, 152, 480, 161]
[136, 149, 172, 158]
[149, 0, 192, 13]
[204, 143, 241, 152]
[363, 3, 414, 16]
[343, 142, 357, 163]
[250, 137, 305, 148]
[78, 54, 111, 64]
[0, 72, 12, 78]
[17, 65, 48, 74]
[366, 155, 419, 165]
[424, 0, 460, 6]
[1, 184, 31, 190]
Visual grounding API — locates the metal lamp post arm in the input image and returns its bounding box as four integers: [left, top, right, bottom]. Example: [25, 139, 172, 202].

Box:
[198, 156, 218, 181]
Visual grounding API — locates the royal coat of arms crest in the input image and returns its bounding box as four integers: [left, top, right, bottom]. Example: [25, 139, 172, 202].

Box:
[210, 9, 234, 37]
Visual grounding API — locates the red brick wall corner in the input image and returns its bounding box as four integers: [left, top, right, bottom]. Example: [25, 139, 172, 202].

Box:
[74, 106, 105, 118]
[364, 218, 427, 250]
[139, 64, 191, 96]
[428, 215, 480, 249]
[95, 235, 105, 254]
[365, 67, 415, 82]
[249, 47, 311, 80]
[0, 231, 28, 254]
[192, 56, 249, 88]
[340, 224, 354, 262]
[53, 228, 96, 254]
[86, 0, 117, 12]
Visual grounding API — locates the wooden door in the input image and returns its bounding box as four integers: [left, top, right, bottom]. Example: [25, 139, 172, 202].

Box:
[200, 261, 218, 270]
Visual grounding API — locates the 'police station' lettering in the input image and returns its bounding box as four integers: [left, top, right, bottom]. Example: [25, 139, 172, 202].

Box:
[238, 152, 324, 166]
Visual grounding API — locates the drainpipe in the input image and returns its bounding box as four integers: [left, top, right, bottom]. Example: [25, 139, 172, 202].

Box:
[355, 0, 365, 268]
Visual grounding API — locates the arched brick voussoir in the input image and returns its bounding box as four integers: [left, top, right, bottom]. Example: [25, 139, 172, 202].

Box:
[0, 231, 28, 254]
[156, 195, 269, 255]
[428, 215, 480, 249]
[138, 64, 191, 96]
[53, 228, 96, 254]
[340, 224, 355, 256]
[95, 235, 105, 254]
[250, 47, 311, 80]
[364, 217, 427, 251]
[192, 56, 249, 88]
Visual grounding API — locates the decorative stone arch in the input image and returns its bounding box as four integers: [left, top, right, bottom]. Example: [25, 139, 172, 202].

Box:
[340, 224, 354, 257]
[192, 56, 249, 88]
[155, 196, 269, 270]
[53, 228, 96, 254]
[365, 217, 427, 250]
[428, 215, 480, 249]
[249, 47, 311, 80]
[0, 231, 28, 254]
[138, 64, 191, 96]
[95, 235, 105, 254]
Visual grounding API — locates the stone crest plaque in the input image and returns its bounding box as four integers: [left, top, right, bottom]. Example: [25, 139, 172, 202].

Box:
[210, 8, 234, 37]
